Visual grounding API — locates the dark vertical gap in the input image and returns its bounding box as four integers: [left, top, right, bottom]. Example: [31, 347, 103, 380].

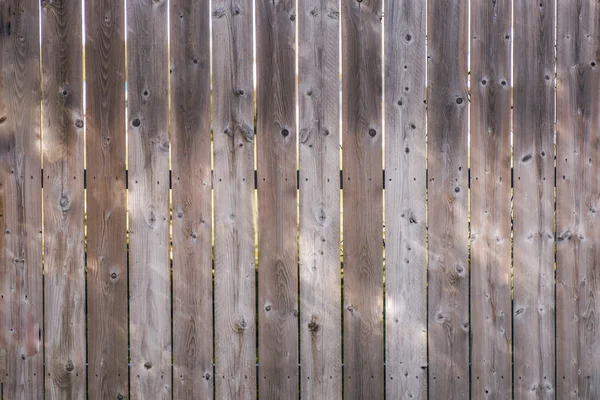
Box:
[38, 0, 46, 397]
[467, 1, 472, 398]
[552, 0, 558, 396]
[510, 0, 515, 397]
[381, 3, 386, 399]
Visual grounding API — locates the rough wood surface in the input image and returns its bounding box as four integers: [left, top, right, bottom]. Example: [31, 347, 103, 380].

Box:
[212, 0, 256, 398]
[170, 1, 213, 398]
[0, 1, 43, 397]
[298, 0, 341, 398]
[384, 0, 426, 398]
[556, 1, 600, 398]
[256, 0, 298, 398]
[127, 0, 171, 397]
[426, 1, 469, 398]
[41, 0, 86, 398]
[470, 0, 512, 398]
[85, 0, 128, 397]
[513, 1, 555, 398]
[341, 0, 383, 398]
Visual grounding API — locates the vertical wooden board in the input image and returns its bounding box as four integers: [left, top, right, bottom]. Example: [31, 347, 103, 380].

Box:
[0, 1, 43, 398]
[170, 0, 213, 398]
[513, 0, 555, 398]
[426, 0, 469, 398]
[556, 1, 600, 398]
[127, 0, 170, 398]
[85, 0, 128, 398]
[212, 0, 256, 398]
[41, 0, 85, 398]
[384, 0, 427, 398]
[470, 0, 512, 397]
[256, 0, 297, 398]
[341, 0, 383, 398]
[298, 0, 341, 398]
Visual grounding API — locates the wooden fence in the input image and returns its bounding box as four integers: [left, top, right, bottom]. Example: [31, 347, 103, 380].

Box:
[0, 0, 599, 398]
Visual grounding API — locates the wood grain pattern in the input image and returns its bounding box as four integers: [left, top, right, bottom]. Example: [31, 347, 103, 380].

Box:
[0, 1, 43, 398]
[341, 0, 383, 398]
[556, 1, 600, 398]
[212, 0, 256, 398]
[470, 0, 512, 398]
[85, 0, 128, 397]
[426, 1, 469, 398]
[256, 0, 298, 398]
[41, 0, 85, 398]
[170, 1, 213, 398]
[127, 0, 171, 397]
[298, 0, 341, 398]
[513, 1, 555, 398]
[384, 0, 426, 398]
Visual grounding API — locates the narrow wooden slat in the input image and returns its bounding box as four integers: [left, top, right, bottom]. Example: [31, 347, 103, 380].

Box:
[341, 0, 383, 398]
[212, 0, 256, 398]
[127, 0, 170, 397]
[85, 0, 128, 397]
[0, 1, 43, 397]
[384, 0, 427, 398]
[298, 0, 341, 398]
[170, 0, 213, 398]
[470, 0, 512, 397]
[513, 0, 555, 397]
[556, 1, 600, 398]
[256, 0, 297, 398]
[41, 0, 85, 397]
[427, 0, 469, 397]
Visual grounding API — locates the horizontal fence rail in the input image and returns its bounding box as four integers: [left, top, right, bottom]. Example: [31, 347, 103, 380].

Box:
[1, 0, 600, 399]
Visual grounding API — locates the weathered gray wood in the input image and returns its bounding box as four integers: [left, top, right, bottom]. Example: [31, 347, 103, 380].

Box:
[556, 1, 600, 398]
[85, 0, 128, 397]
[384, 0, 426, 398]
[0, 1, 43, 397]
[127, 0, 171, 397]
[513, 0, 555, 398]
[256, 0, 298, 398]
[212, 0, 256, 398]
[427, 0, 469, 398]
[170, 1, 213, 398]
[41, 0, 85, 398]
[298, 0, 341, 398]
[341, 0, 383, 398]
[470, 0, 512, 398]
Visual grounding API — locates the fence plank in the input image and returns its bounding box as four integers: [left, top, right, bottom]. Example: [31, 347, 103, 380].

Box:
[85, 0, 128, 397]
[341, 1, 383, 398]
[427, 0, 469, 397]
[513, 1, 555, 398]
[557, 1, 600, 398]
[127, 0, 171, 397]
[212, 0, 256, 398]
[41, 0, 85, 398]
[470, 0, 512, 397]
[256, 0, 298, 398]
[0, 1, 43, 397]
[298, 0, 341, 398]
[170, 1, 213, 398]
[384, 0, 427, 398]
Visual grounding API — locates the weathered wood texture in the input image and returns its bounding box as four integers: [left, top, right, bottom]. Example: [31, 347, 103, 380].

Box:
[557, 1, 600, 398]
[170, 1, 213, 398]
[212, 0, 256, 398]
[513, 1, 555, 398]
[127, 0, 171, 397]
[341, 0, 383, 398]
[384, 0, 427, 398]
[427, 1, 469, 398]
[298, 0, 341, 399]
[256, 0, 298, 398]
[470, 0, 512, 398]
[85, 0, 128, 398]
[41, 0, 85, 398]
[0, 1, 43, 398]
